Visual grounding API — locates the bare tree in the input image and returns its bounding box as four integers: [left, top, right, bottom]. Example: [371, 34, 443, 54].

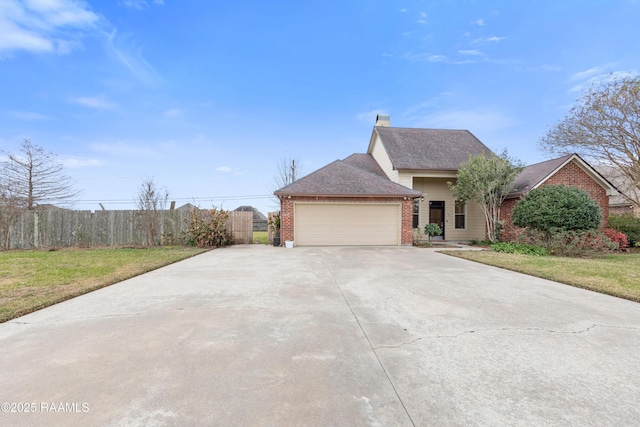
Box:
[540, 74, 640, 208]
[0, 139, 79, 210]
[136, 178, 169, 246]
[0, 178, 25, 250]
[274, 155, 303, 190]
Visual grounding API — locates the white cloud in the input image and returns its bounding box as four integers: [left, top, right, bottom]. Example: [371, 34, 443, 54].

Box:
[459, 49, 483, 56]
[473, 19, 485, 26]
[163, 108, 181, 117]
[568, 66, 636, 93]
[409, 108, 516, 133]
[473, 36, 506, 44]
[0, 0, 100, 55]
[569, 66, 607, 81]
[356, 109, 387, 123]
[215, 166, 246, 175]
[104, 29, 163, 86]
[90, 141, 155, 157]
[122, 0, 164, 10]
[61, 157, 102, 168]
[401, 52, 475, 65]
[72, 96, 116, 110]
[5, 110, 53, 120]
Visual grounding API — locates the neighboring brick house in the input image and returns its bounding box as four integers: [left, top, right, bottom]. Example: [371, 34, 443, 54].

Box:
[595, 166, 640, 217]
[501, 154, 619, 242]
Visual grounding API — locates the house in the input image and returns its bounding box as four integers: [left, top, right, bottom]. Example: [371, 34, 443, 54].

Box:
[500, 154, 619, 241]
[275, 114, 489, 245]
[234, 205, 268, 231]
[275, 115, 620, 246]
[595, 166, 640, 217]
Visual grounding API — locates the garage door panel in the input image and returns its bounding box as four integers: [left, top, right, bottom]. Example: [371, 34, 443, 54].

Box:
[295, 203, 400, 246]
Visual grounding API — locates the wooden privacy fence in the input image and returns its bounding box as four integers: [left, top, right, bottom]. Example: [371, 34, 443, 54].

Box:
[1, 209, 253, 249]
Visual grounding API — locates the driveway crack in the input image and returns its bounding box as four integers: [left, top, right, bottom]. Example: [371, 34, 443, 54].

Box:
[323, 261, 416, 427]
[373, 324, 640, 350]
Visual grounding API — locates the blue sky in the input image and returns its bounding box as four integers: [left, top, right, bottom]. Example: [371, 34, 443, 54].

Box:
[1, 0, 639, 215]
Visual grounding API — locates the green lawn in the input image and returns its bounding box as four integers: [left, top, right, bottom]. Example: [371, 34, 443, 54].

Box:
[444, 250, 640, 302]
[0, 247, 207, 323]
[253, 231, 269, 244]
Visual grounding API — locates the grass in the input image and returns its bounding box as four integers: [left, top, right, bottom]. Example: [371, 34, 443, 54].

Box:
[0, 247, 208, 323]
[253, 231, 269, 244]
[444, 250, 640, 302]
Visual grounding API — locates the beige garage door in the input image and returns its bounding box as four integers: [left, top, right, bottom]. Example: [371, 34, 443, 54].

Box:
[294, 203, 401, 246]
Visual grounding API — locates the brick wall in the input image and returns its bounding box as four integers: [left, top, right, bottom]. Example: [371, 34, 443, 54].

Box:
[501, 160, 610, 242]
[278, 196, 414, 245]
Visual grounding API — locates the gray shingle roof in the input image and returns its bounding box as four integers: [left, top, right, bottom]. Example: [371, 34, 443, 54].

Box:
[374, 126, 493, 170]
[274, 158, 422, 197]
[342, 153, 387, 177]
[509, 154, 573, 197]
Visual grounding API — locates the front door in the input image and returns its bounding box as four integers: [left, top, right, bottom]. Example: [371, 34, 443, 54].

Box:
[429, 201, 445, 240]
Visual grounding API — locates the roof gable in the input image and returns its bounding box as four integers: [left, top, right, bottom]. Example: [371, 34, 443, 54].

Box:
[509, 153, 619, 198]
[274, 158, 421, 197]
[370, 126, 493, 170]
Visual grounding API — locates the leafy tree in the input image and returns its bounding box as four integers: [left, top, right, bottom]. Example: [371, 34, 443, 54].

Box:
[449, 150, 523, 242]
[539, 74, 640, 208]
[512, 185, 601, 234]
[1, 139, 79, 209]
[136, 178, 169, 246]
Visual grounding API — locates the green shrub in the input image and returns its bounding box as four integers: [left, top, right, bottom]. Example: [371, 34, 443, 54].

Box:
[491, 242, 549, 256]
[512, 185, 601, 233]
[608, 214, 640, 246]
[521, 229, 616, 257]
[424, 223, 443, 240]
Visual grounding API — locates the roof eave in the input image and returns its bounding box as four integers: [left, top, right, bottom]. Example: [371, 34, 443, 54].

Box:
[275, 192, 421, 198]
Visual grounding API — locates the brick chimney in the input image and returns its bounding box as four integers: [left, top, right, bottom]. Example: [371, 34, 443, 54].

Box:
[375, 114, 390, 127]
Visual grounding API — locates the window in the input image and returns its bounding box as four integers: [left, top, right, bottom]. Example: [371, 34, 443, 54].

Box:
[412, 198, 420, 228]
[455, 201, 466, 229]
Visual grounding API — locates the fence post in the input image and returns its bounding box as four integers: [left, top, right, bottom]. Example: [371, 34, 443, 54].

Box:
[33, 210, 39, 248]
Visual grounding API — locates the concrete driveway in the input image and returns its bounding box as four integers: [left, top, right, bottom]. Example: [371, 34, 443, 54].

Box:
[1, 245, 639, 426]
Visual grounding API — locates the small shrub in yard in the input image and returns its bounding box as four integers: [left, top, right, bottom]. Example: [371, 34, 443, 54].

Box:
[517, 229, 618, 257]
[546, 230, 617, 257]
[184, 207, 230, 248]
[491, 242, 548, 256]
[424, 223, 443, 241]
[603, 228, 629, 251]
[608, 214, 640, 247]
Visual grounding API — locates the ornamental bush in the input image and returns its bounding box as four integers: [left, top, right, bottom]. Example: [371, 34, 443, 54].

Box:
[608, 214, 640, 247]
[183, 207, 230, 247]
[491, 241, 548, 256]
[512, 185, 601, 233]
[602, 228, 629, 251]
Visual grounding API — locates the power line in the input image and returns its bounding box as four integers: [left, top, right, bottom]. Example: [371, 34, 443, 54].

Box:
[72, 194, 274, 205]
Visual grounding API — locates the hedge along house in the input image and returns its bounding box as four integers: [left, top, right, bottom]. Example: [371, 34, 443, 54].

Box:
[275, 115, 491, 246]
[500, 153, 620, 242]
